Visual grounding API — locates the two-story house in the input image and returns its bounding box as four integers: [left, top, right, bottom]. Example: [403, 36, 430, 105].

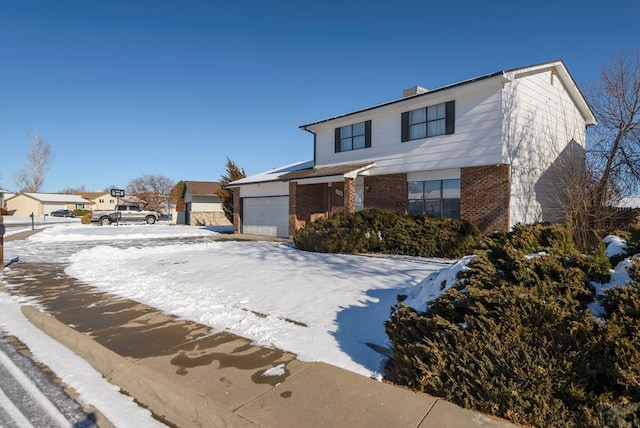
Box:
[228, 60, 596, 238]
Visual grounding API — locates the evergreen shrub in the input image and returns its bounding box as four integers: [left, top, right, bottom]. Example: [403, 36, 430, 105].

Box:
[386, 223, 640, 427]
[292, 209, 481, 259]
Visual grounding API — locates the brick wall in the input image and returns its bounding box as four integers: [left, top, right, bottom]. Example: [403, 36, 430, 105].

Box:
[461, 165, 510, 233]
[190, 212, 232, 226]
[363, 174, 408, 214]
[289, 182, 327, 234]
[233, 189, 241, 232]
[344, 178, 355, 214]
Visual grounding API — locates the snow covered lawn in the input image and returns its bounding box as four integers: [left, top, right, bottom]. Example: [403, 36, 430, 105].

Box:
[4, 223, 448, 378]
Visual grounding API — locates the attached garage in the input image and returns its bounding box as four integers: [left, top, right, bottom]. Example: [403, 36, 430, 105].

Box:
[242, 196, 289, 238]
[226, 160, 314, 239]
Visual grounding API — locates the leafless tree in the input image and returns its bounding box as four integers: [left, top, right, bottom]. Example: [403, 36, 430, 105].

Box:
[14, 132, 54, 192]
[59, 185, 87, 194]
[549, 49, 640, 250]
[126, 174, 175, 212]
[588, 49, 640, 207]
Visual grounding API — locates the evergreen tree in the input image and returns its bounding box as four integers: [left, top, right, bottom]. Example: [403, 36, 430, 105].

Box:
[216, 158, 246, 223]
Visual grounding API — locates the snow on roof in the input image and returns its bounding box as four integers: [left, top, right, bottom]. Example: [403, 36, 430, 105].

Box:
[227, 160, 314, 187]
[619, 197, 640, 209]
[279, 162, 375, 181]
[11, 192, 91, 203]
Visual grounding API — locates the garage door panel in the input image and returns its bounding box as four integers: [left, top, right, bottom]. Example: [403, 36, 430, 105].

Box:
[242, 197, 289, 238]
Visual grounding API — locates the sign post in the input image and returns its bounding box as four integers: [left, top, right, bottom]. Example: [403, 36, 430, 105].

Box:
[110, 189, 125, 227]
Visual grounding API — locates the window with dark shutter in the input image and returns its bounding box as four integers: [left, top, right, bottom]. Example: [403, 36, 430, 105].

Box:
[335, 120, 371, 153]
[401, 100, 455, 142]
[445, 101, 455, 135]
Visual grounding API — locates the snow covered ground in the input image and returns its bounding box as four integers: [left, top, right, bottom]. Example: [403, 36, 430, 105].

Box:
[0, 221, 450, 424]
[3, 220, 632, 425]
[4, 222, 447, 377]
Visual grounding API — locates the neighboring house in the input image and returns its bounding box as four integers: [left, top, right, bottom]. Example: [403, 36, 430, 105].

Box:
[176, 181, 231, 227]
[78, 192, 118, 210]
[228, 60, 597, 238]
[5, 193, 91, 216]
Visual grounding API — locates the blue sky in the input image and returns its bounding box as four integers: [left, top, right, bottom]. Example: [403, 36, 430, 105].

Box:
[1, 0, 638, 193]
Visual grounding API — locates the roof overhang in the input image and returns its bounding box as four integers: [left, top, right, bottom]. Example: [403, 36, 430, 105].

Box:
[507, 60, 597, 126]
[226, 160, 314, 188]
[299, 60, 597, 130]
[280, 162, 375, 184]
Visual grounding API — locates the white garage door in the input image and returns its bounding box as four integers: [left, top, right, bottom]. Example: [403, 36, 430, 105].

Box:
[242, 196, 289, 238]
[43, 203, 66, 215]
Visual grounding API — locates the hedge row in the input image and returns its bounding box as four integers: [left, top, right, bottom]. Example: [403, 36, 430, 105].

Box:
[293, 209, 481, 259]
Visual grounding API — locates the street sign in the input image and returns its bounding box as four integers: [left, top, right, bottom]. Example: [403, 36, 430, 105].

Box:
[111, 189, 125, 198]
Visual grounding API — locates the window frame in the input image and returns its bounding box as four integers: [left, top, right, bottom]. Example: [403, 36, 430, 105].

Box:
[334, 120, 372, 153]
[401, 100, 455, 142]
[407, 178, 461, 219]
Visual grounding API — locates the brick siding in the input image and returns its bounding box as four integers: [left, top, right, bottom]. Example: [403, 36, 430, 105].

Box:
[289, 182, 327, 234]
[363, 174, 408, 214]
[460, 164, 510, 233]
[233, 189, 241, 232]
[189, 212, 232, 226]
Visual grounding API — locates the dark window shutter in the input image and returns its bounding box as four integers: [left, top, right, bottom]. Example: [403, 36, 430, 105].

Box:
[335, 127, 341, 153]
[445, 101, 455, 135]
[401, 112, 409, 142]
[365, 120, 372, 148]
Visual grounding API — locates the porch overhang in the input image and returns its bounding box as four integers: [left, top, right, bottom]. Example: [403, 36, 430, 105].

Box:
[279, 162, 375, 185]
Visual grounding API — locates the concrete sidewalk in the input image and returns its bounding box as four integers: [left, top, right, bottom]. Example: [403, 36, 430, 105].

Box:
[2, 259, 516, 427]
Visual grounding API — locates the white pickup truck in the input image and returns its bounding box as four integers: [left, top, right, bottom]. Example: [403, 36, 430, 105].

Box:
[90, 205, 160, 225]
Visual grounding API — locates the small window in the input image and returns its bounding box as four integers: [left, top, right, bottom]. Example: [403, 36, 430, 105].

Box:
[335, 120, 371, 153]
[402, 101, 455, 142]
[98, 199, 104, 203]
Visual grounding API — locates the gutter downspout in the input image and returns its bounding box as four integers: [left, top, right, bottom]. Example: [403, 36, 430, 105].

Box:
[301, 126, 317, 167]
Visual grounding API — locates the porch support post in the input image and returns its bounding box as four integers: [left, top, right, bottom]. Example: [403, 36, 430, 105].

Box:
[288, 182, 297, 236]
[344, 177, 356, 214]
[232, 188, 241, 234]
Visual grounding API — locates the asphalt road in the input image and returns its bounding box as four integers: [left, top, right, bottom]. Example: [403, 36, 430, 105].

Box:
[0, 335, 95, 427]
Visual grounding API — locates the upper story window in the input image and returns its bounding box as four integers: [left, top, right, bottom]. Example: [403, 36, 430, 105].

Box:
[401, 100, 455, 142]
[334, 120, 371, 153]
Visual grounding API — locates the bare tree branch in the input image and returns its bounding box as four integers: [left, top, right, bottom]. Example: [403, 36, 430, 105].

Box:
[126, 174, 175, 212]
[14, 132, 54, 192]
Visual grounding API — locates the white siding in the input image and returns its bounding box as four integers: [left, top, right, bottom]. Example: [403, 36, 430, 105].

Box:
[239, 181, 289, 198]
[503, 69, 588, 226]
[407, 169, 460, 182]
[309, 78, 505, 176]
[185, 194, 224, 212]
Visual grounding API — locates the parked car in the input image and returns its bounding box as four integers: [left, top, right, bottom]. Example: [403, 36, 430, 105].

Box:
[50, 209, 76, 218]
[90, 205, 160, 225]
